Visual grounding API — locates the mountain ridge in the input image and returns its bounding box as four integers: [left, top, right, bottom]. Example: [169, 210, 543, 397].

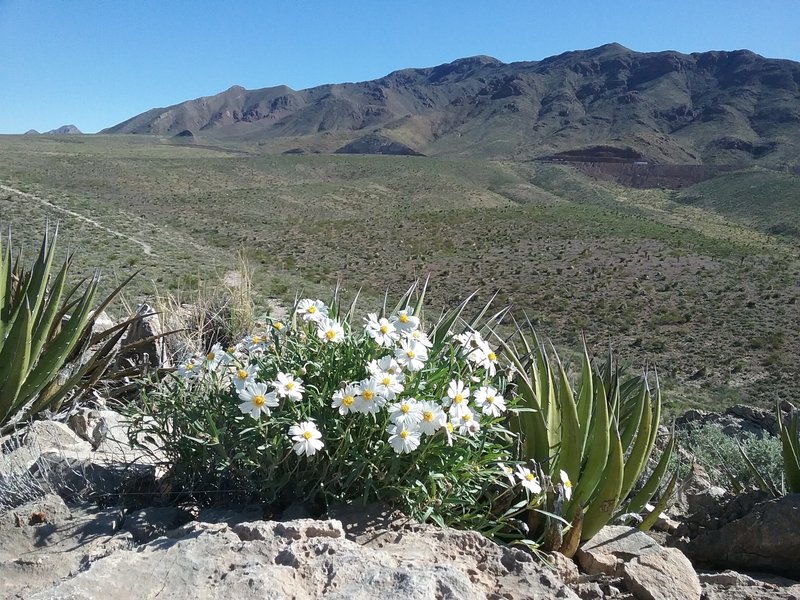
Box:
[102, 44, 800, 166]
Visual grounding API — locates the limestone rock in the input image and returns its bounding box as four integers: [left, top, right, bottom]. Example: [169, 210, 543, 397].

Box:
[622, 547, 701, 600]
[576, 526, 660, 576]
[118, 303, 170, 368]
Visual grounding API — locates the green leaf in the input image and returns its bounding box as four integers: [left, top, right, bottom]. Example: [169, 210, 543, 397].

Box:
[581, 425, 624, 542]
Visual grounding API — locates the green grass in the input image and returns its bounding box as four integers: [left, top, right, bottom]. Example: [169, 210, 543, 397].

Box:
[0, 134, 798, 412]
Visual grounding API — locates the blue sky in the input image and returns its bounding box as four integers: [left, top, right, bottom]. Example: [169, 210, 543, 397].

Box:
[1, 0, 798, 133]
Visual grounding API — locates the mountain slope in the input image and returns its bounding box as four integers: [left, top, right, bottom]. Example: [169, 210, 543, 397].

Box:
[103, 44, 800, 165]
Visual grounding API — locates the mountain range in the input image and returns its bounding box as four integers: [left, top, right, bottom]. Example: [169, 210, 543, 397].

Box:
[103, 43, 800, 166]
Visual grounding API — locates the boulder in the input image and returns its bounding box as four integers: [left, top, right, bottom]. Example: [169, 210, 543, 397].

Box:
[622, 547, 701, 600]
[576, 525, 661, 576]
[678, 493, 800, 578]
[118, 303, 170, 368]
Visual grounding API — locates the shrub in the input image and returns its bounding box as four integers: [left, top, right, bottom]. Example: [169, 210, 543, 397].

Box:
[127, 287, 557, 541]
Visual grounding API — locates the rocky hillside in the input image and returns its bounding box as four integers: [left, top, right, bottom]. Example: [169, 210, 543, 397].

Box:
[103, 43, 800, 165]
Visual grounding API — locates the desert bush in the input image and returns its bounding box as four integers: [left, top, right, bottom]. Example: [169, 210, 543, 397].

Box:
[127, 286, 571, 542]
[680, 422, 784, 491]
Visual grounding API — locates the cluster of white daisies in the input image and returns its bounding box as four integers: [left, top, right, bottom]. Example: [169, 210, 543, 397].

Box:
[173, 299, 507, 458]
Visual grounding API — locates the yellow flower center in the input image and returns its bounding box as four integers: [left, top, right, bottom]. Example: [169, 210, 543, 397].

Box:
[400, 430, 409, 439]
[186, 362, 195, 370]
[343, 395, 354, 406]
[423, 411, 433, 422]
[253, 395, 266, 407]
[446, 422, 454, 432]
[526, 473, 535, 481]
[237, 369, 248, 380]
[326, 329, 336, 340]
[406, 350, 415, 359]
[286, 382, 295, 390]
[399, 314, 409, 323]
[487, 396, 495, 404]
[380, 324, 389, 333]
[363, 390, 374, 401]
[307, 306, 317, 314]
[303, 431, 312, 440]
[381, 376, 391, 385]
[488, 351, 497, 361]
[252, 336, 261, 344]
[565, 479, 573, 488]
[206, 352, 215, 361]
[454, 394, 463, 404]
[274, 322, 283, 330]
[461, 413, 472, 422]
[401, 403, 410, 413]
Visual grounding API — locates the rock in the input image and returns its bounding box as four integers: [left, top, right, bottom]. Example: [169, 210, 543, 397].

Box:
[576, 526, 660, 576]
[678, 493, 800, 578]
[548, 551, 581, 585]
[25, 516, 580, 599]
[123, 506, 192, 543]
[698, 569, 800, 600]
[118, 303, 170, 369]
[622, 547, 701, 600]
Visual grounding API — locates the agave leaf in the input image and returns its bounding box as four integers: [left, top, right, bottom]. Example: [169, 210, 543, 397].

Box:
[429, 289, 477, 348]
[29, 256, 69, 365]
[581, 424, 624, 541]
[737, 441, 780, 497]
[778, 407, 800, 493]
[638, 463, 679, 532]
[412, 275, 429, 318]
[619, 378, 646, 453]
[553, 347, 581, 488]
[0, 299, 33, 422]
[624, 434, 675, 516]
[619, 386, 653, 501]
[576, 339, 594, 454]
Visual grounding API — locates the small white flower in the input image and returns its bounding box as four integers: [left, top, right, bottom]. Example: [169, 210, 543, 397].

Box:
[232, 364, 258, 391]
[388, 398, 423, 427]
[355, 378, 386, 414]
[516, 466, 542, 494]
[317, 317, 345, 344]
[402, 328, 432, 348]
[417, 401, 447, 435]
[395, 339, 427, 372]
[245, 333, 268, 353]
[473, 386, 506, 417]
[202, 343, 228, 370]
[444, 421, 455, 446]
[375, 371, 405, 400]
[446, 379, 471, 418]
[367, 356, 404, 380]
[498, 462, 516, 485]
[177, 358, 200, 380]
[273, 372, 305, 401]
[297, 299, 328, 322]
[365, 313, 400, 347]
[560, 470, 574, 501]
[331, 384, 360, 416]
[387, 423, 421, 454]
[456, 409, 480, 436]
[391, 308, 420, 332]
[238, 382, 279, 419]
[289, 421, 324, 456]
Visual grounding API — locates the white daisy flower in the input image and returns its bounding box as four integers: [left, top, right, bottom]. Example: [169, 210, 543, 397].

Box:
[456, 409, 480, 436]
[177, 357, 200, 380]
[297, 299, 328, 322]
[516, 466, 542, 494]
[245, 333, 268, 353]
[444, 421, 455, 446]
[445, 379, 471, 418]
[367, 356, 404, 380]
[273, 372, 305, 401]
[238, 382, 279, 419]
[388, 398, 423, 427]
[391, 308, 420, 332]
[232, 364, 258, 391]
[289, 421, 324, 456]
[560, 470, 574, 501]
[387, 423, 421, 454]
[498, 462, 516, 486]
[316, 317, 345, 344]
[417, 401, 447, 435]
[402, 328, 433, 349]
[473, 386, 506, 417]
[331, 384, 360, 416]
[473, 348, 499, 377]
[202, 343, 227, 370]
[375, 371, 404, 400]
[355, 378, 386, 414]
[395, 339, 427, 372]
[364, 313, 400, 347]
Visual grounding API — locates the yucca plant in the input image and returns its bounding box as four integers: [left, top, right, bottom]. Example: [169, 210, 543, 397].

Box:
[503, 325, 675, 554]
[0, 226, 135, 432]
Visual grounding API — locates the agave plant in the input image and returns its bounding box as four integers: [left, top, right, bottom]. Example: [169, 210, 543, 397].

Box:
[0, 226, 135, 432]
[503, 326, 675, 554]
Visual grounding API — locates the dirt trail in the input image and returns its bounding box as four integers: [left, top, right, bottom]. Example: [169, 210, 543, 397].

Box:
[0, 183, 154, 256]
